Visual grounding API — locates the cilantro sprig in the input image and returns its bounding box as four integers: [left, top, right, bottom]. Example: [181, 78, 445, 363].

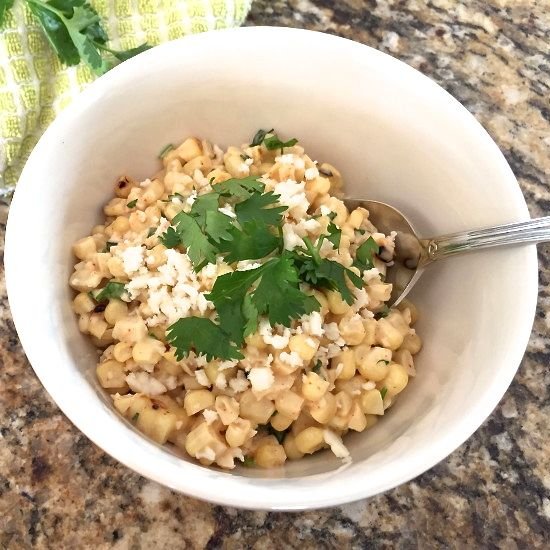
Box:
[250, 128, 298, 152]
[90, 281, 126, 303]
[0, 0, 149, 75]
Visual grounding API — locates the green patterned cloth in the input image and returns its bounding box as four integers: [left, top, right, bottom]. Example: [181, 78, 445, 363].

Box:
[0, 0, 251, 193]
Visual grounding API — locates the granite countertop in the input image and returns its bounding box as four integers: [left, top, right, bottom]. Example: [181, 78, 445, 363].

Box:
[1, 1, 549, 547]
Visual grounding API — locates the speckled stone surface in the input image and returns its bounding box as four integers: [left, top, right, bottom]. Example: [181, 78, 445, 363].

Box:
[1, 1, 549, 548]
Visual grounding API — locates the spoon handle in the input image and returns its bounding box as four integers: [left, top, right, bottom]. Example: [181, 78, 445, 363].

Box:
[424, 216, 550, 262]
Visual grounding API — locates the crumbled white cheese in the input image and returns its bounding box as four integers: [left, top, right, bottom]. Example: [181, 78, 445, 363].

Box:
[119, 246, 145, 275]
[320, 205, 332, 216]
[352, 288, 370, 311]
[126, 372, 167, 395]
[195, 446, 216, 462]
[248, 367, 274, 392]
[236, 260, 262, 271]
[301, 311, 324, 337]
[186, 191, 197, 206]
[273, 179, 309, 219]
[363, 268, 381, 283]
[195, 369, 211, 387]
[323, 429, 350, 458]
[362, 381, 376, 391]
[202, 409, 219, 425]
[282, 223, 305, 251]
[229, 371, 249, 393]
[259, 320, 290, 349]
[305, 167, 319, 180]
[324, 323, 340, 341]
[276, 154, 295, 165]
[140, 178, 152, 188]
[238, 163, 250, 175]
[218, 360, 239, 371]
[218, 205, 237, 218]
[215, 372, 227, 389]
[279, 351, 303, 368]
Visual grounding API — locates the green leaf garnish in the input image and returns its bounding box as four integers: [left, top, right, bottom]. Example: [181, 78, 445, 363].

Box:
[166, 317, 243, 361]
[354, 237, 379, 271]
[242, 456, 256, 467]
[374, 305, 390, 319]
[92, 281, 126, 303]
[377, 360, 390, 365]
[263, 135, 298, 151]
[326, 222, 341, 249]
[159, 226, 181, 249]
[234, 191, 287, 227]
[380, 387, 388, 400]
[103, 241, 117, 252]
[146, 227, 156, 238]
[312, 360, 323, 375]
[131, 412, 139, 422]
[127, 199, 137, 208]
[158, 143, 174, 159]
[171, 212, 218, 268]
[267, 425, 287, 444]
[250, 128, 274, 147]
[213, 175, 264, 200]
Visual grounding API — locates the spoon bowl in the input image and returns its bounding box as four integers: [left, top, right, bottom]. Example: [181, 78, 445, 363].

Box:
[344, 198, 550, 306]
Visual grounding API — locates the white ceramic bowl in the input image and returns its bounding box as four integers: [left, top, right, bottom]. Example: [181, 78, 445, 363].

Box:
[5, 27, 538, 510]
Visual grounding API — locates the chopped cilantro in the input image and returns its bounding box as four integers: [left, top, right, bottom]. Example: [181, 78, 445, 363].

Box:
[263, 135, 298, 152]
[354, 237, 379, 271]
[171, 212, 218, 267]
[158, 143, 174, 159]
[146, 227, 156, 238]
[240, 153, 251, 161]
[326, 222, 341, 249]
[374, 305, 390, 319]
[166, 317, 243, 361]
[380, 387, 388, 400]
[234, 191, 287, 227]
[214, 175, 264, 200]
[312, 360, 323, 375]
[159, 226, 181, 249]
[127, 199, 137, 208]
[242, 456, 256, 467]
[377, 360, 390, 365]
[250, 128, 274, 147]
[92, 281, 126, 303]
[131, 412, 139, 422]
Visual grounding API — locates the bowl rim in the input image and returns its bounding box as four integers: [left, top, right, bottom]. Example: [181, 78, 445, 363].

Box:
[5, 26, 538, 510]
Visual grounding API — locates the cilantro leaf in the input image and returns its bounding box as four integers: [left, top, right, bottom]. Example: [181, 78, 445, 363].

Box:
[214, 176, 264, 200]
[326, 222, 341, 249]
[0, 0, 14, 26]
[172, 212, 218, 267]
[252, 254, 320, 327]
[250, 128, 274, 147]
[127, 199, 137, 208]
[158, 143, 174, 159]
[242, 294, 259, 338]
[214, 297, 248, 347]
[159, 226, 181, 249]
[146, 227, 156, 238]
[92, 281, 126, 302]
[380, 387, 388, 399]
[207, 264, 270, 304]
[374, 305, 390, 319]
[354, 236, 379, 271]
[312, 360, 323, 375]
[217, 221, 281, 263]
[166, 317, 243, 361]
[263, 135, 298, 151]
[204, 210, 234, 243]
[235, 191, 287, 227]
[267, 424, 287, 444]
[102, 42, 150, 62]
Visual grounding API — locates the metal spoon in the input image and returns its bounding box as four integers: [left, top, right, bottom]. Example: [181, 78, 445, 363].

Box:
[343, 199, 550, 306]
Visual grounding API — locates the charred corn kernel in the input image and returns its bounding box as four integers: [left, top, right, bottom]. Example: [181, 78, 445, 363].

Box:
[185, 422, 226, 459]
[184, 389, 215, 416]
[355, 346, 392, 381]
[275, 390, 304, 420]
[183, 155, 212, 176]
[112, 316, 148, 344]
[326, 290, 349, 315]
[376, 318, 404, 350]
[255, 442, 287, 468]
[114, 176, 135, 198]
[270, 412, 293, 432]
[332, 348, 356, 380]
[107, 257, 127, 278]
[225, 418, 253, 448]
[335, 391, 353, 417]
[347, 402, 367, 431]
[176, 137, 202, 162]
[96, 360, 126, 388]
[308, 392, 337, 424]
[73, 236, 97, 260]
[113, 341, 132, 362]
[215, 396, 239, 426]
[132, 337, 165, 366]
[362, 318, 377, 346]
[239, 390, 275, 424]
[89, 314, 108, 339]
[73, 292, 95, 314]
[360, 389, 385, 415]
[289, 334, 318, 362]
[398, 299, 419, 324]
[111, 216, 130, 234]
[136, 407, 178, 444]
[295, 427, 325, 454]
[283, 433, 304, 460]
[339, 315, 366, 345]
[69, 269, 102, 292]
[400, 333, 422, 355]
[301, 372, 330, 402]
[104, 300, 128, 325]
[383, 363, 409, 396]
